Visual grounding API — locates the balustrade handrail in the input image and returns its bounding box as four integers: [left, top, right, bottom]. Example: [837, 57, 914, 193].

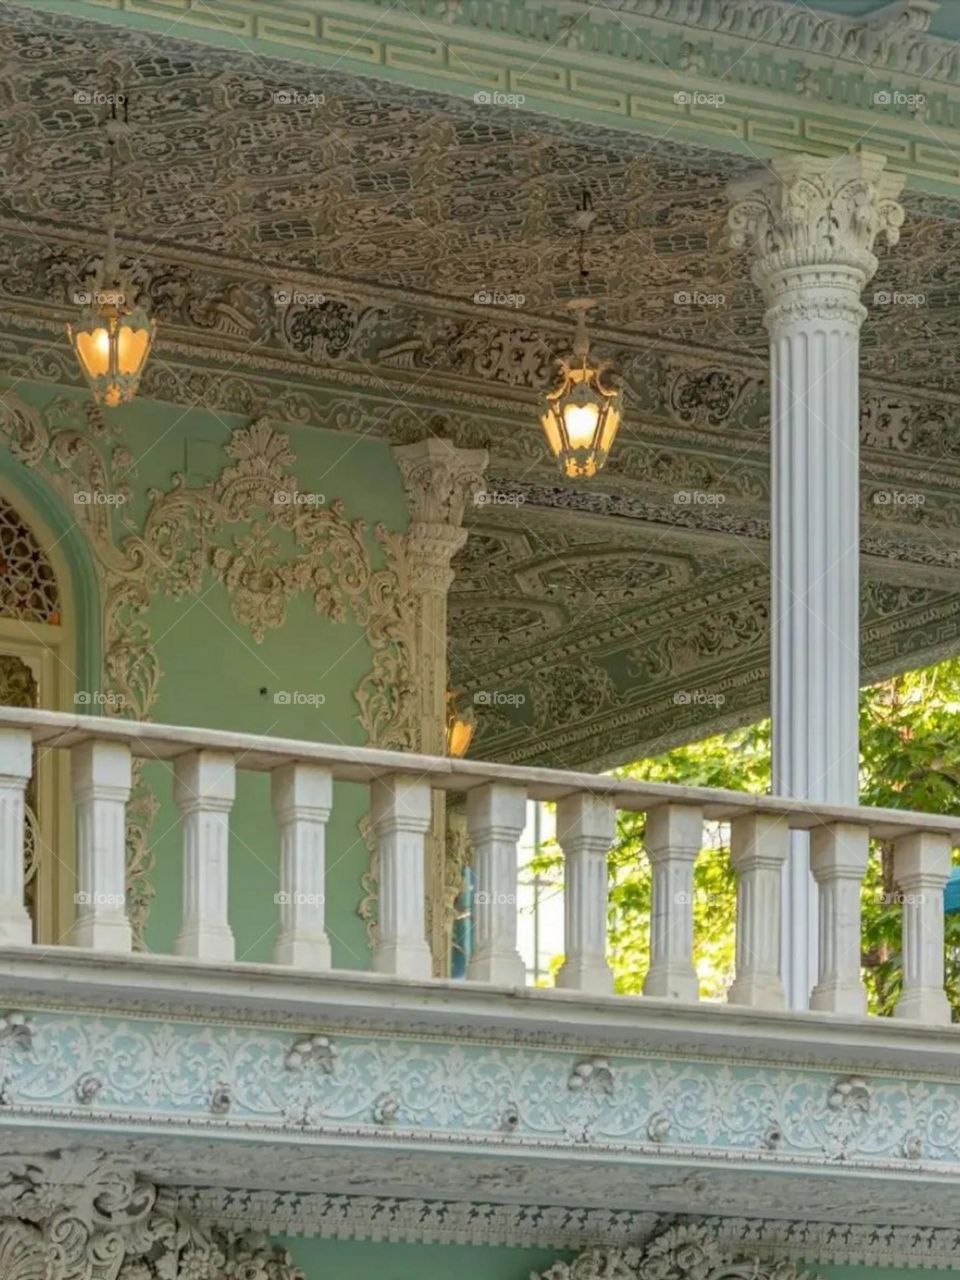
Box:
[0, 705, 956, 839]
[0, 704, 956, 1024]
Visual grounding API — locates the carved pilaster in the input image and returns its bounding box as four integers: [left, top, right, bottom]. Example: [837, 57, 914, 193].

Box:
[392, 437, 488, 974]
[727, 152, 905, 1011]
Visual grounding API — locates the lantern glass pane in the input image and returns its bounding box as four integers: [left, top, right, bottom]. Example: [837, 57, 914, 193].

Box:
[117, 322, 151, 376]
[74, 326, 112, 377]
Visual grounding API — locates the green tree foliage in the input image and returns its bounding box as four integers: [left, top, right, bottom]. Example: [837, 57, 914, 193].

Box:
[530, 661, 960, 1012]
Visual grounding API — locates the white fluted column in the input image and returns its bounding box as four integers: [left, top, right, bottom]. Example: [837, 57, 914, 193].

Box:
[728, 152, 905, 1010]
[644, 803, 702, 1001]
[809, 821, 869, 1014]
[70, 740, 133, 952]
[728, 813, 788, 1009]
[893, 832, 951, 1024]
[272, 762, 333, 969]
[556, 792, 615, 995]
[371, 774, 433, 979]
[466, 782, 526, 985]
[0, 729, 33, 945]
[173, 750, 236, 961]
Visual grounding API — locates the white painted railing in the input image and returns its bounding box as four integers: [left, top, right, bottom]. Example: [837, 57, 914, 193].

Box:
[1, 707, 957, 1023]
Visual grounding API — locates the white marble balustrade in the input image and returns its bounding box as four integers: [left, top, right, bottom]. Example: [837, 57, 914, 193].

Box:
[0, 707, 957, 1025]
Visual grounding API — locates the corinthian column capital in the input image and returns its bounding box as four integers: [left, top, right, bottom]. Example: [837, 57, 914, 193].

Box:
[727, 150, 905, 325]
[392, 437, 489, 594]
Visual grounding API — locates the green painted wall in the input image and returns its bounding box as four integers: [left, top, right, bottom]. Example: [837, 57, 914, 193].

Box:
[0, 380, 409, 966]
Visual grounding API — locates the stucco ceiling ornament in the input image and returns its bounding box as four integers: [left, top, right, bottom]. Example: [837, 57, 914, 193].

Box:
[534, 1224, 819, 1280]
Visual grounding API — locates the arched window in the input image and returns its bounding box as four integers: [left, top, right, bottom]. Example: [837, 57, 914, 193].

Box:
[0, 494, 70, 942]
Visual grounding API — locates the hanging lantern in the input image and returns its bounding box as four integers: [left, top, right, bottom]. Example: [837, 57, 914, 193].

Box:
[446, 690, 476, 758]
[67, 96, 155, 407]
[541, 299, 621, 479]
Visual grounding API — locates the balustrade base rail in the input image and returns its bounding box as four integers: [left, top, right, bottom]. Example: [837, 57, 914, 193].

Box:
[1, 707, 957, 1025]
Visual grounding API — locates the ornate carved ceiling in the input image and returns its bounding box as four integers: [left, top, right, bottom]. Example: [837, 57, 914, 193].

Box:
[3, 5, 960, 767]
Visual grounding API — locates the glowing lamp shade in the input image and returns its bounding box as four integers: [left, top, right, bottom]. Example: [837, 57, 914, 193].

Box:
[540, 360, 622, 479]
[446, 692, 476, 758]
[68, 298, 155, 408]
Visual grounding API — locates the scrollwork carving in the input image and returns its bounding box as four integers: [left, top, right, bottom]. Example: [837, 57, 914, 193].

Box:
[0, 1150, 304, 1280]
[534, 1224, 818, 1280]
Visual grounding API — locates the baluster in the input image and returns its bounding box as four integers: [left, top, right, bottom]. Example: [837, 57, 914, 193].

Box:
[0, 728, 33, 945]
[173, 751, 236, 961]
[893, 831, 952, 1024]
[70, 740, 132, 952]
[556, 791, 615, 995]
[371, 774, 432, 979]
[272, 762, 333, 969]
[644, 803, 702, 1001]
[809, 821, 868, 1014]
[466, 782, 526, 985]
[728, 813, 788, 1009]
